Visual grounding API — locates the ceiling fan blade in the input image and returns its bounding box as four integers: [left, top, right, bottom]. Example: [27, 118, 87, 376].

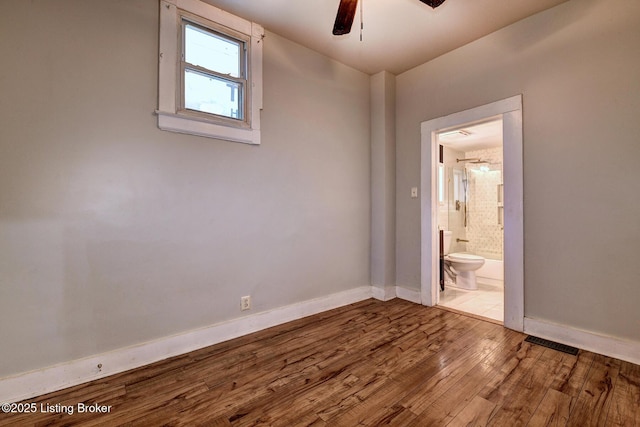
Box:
[333, 0, 358, 36]
[419, 0, 447, 8]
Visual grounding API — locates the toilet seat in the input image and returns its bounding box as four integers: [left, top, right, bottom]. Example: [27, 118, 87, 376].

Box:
[447, 253, 484, 263]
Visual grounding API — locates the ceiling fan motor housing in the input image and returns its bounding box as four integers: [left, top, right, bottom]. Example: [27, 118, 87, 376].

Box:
[420, 0, 447, 8]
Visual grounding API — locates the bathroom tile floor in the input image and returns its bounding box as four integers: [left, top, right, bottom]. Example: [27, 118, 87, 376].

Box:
[438, 280, 504, 322]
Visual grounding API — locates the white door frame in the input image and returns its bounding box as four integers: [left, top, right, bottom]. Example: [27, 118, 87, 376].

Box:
[420, 95, 524, 331]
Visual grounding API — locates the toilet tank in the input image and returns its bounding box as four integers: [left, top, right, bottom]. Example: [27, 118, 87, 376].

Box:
[443, 231, 452, 254]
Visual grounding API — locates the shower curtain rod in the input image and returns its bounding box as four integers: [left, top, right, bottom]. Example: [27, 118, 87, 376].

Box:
[456, 158, 486, 163]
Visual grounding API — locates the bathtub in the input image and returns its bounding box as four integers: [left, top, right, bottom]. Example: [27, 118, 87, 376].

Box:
[476, 258, 503, 287]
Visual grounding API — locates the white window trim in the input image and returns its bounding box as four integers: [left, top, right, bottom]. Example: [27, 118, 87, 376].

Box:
[157, 0, 264, 145]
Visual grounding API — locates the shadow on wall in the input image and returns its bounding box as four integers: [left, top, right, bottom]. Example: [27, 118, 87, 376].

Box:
[493, 0, 599, 54]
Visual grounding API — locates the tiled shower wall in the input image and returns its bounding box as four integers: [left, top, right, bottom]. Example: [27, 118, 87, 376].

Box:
[466, 147, 503, 260]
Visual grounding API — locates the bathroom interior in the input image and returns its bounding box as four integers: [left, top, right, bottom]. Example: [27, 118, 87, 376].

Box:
[437, 118, 504, 322]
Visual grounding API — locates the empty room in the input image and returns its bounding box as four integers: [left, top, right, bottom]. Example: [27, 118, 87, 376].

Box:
[1, 0, 639, 425]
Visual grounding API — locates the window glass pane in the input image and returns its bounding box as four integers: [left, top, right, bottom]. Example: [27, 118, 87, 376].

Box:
[184, 68, 242, 119]
[185, 23, 241, 77]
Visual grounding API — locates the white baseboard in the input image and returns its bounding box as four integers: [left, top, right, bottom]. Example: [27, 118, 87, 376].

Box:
[0, 286, 372, 404]
[395, 286, 422, 304]
[371, 285, 396, 301]
[524, 317, 640, 365]
[371, 285, 421, 305]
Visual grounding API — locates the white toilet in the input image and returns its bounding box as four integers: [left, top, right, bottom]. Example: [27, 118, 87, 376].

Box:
[443, 231, 485, 290]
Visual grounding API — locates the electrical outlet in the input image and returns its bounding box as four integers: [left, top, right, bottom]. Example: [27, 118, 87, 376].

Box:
[241, 295, 251, 311]
[411, 187, 418, 198]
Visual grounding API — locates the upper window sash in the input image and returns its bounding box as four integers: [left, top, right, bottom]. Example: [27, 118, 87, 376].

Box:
[182, 20, 245, 78]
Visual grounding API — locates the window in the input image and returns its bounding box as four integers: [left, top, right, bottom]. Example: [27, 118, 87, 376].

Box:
[181, 19, 246, 122]
[157, 0, 264, 144]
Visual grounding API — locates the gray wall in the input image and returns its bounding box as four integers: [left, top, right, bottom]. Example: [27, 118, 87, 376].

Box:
[0, 1, 370, 377]
[396, 0, 640, 341]
[370, 71, 396, 290]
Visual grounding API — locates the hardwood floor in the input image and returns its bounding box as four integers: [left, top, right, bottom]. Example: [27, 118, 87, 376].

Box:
[2, 299, 638, 426]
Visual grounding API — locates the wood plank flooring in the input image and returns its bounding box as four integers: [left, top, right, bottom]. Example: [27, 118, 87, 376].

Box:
[1, 299, 639, 426]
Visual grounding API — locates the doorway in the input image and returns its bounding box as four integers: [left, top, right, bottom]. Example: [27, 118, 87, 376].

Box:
[437, 118, 504, 322]
[420, 96, 524, 331]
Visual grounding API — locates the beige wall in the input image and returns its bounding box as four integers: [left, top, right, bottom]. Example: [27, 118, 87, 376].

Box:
[0, 1, 370, 377]
[396, 0, 640, 341]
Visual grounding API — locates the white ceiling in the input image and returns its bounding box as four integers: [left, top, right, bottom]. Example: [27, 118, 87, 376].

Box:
[439, 119, 503, 152]
[203, 0, 568, 75]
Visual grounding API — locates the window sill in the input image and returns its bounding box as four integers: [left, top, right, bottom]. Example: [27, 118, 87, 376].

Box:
[156, 110, 260, 145]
